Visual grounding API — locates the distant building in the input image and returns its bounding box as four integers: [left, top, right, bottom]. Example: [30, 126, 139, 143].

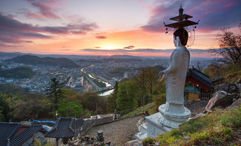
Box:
[185, 67, 214, 101]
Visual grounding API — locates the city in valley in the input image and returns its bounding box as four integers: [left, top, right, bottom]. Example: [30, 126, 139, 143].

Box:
[0, 52, 215, 95]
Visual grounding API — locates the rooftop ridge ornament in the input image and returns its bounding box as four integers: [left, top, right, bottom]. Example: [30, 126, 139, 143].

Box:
[164, 6, 199, 31]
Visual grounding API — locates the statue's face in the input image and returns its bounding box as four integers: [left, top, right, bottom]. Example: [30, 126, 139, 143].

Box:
[174, 36, 178, 47]
[174, 36, 183, 47]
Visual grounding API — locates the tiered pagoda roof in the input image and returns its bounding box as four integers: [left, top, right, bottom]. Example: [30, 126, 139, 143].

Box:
[165, 7, 199, 29]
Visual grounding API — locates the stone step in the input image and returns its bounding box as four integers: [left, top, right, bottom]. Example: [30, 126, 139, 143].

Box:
[140, 123, 148, 130]
[135, 132, 148, 140]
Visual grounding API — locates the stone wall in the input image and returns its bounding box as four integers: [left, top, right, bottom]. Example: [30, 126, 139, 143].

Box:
[80, 114, 115, 135]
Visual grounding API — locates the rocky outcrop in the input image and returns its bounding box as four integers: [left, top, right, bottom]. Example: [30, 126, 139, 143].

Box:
[204, 81, 240, 113]
[215, 82, 239, 93]
[204, 91, 228, 113]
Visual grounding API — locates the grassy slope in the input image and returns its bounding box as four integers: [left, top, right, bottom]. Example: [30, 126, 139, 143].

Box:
[143, 106, 241, 146]
[204, 64, 241, 83]
[121, 103, 156, 119]
[141, 63, 241, 145]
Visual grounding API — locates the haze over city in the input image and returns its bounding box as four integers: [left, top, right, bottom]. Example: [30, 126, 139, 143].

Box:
[0, 0, 240, 57]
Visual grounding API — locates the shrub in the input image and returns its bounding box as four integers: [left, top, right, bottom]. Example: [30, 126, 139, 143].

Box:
[143, 137, 156, 146]
[58, 101, 83, 117]
[220, 107, 241, 128]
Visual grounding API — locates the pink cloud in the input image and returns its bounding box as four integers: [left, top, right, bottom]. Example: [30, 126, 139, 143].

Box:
[26, 0, 61, 19]
[0, 13, 97, 46]
[142, 0, 241, 33]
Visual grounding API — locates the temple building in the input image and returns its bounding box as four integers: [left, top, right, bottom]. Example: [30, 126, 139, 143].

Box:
[185, 67, 214, 102]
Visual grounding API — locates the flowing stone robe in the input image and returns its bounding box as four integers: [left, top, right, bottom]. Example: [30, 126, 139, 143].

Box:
[163, 38, 190, 105]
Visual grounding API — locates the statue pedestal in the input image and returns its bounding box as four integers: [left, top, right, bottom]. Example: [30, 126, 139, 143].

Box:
[135, 103, 191, 140]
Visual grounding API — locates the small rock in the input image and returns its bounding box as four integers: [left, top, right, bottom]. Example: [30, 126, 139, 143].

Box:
[237, 79, 241, 84]
[227, 98, 241, 108]
[184, 136, 190, 141]
[188, 113, 206, 121]
[154, 142, 160, 146]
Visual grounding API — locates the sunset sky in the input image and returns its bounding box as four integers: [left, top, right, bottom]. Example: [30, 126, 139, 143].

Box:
[0, 0, 240, 57]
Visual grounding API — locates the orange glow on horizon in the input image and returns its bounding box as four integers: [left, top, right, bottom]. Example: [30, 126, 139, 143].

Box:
[1, 28, 226, 57]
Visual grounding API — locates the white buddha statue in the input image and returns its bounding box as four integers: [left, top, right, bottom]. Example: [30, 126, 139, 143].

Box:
[159, 28, 190, 119]
[135, 28, 191, 139]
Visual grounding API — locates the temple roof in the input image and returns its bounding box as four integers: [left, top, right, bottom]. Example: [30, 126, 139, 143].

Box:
[186, 68, 214, 90]
[170, 14, 193, 21]
[0, 122, 42, 146]
[165, 20, 198, 28]
[46, 117, 84, 138]
[10, 125, 42, 146]
[165, 7, 198, 29]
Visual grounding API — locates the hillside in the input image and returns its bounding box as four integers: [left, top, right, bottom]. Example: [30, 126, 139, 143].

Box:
[0, 66, 35, 79]
[0, 52, 22, 60]
[6, 55, 78, 68]
[142, 106, 241, 145]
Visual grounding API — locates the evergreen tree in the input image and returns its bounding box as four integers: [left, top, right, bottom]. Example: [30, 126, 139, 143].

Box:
[0, 93, 10, 121]
[47, 78, 64, 113]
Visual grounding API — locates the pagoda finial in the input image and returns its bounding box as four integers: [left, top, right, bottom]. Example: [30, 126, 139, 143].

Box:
[180, 0, 183, 9]
[179, 6, 184, 17]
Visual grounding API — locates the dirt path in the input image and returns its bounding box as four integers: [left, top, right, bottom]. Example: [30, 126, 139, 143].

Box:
[87, 115, 144, 145]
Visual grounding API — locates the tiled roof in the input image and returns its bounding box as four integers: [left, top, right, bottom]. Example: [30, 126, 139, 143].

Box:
[0, 122, 42, 146]
[71, 118, 84, 130]
[0, 122, 20, 146]
[187, 68, 214, 89]
[10, 125, 42, 146]
[46, 117, 84, 138]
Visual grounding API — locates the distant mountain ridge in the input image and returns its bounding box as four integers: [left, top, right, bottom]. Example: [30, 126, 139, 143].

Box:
[0, 52, 23, 60]
[6, 55, 78, 68]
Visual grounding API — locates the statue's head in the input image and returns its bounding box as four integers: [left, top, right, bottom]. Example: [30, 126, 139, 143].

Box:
[173, 28, 188, 47]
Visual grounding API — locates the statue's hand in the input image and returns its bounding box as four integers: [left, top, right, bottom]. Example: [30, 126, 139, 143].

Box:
[158, 71, 165, 82]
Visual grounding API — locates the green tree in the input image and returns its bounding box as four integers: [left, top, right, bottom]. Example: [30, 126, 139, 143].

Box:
[62, 89, 82, 103]
[0, 110, 5, 121]
[153, 80, 166, 95]
[153, 93, 166, 111]
[81, 93, 107, 114]
[0, 93, 11, 121]
[116, 80, 139, 111]
[135, 67, 159, 105]
[11, 95, 51, 121]
[107, 82, 118, 112]
[145, 67, 159, 95]
[47, 78, 64, 112]
[58, 101, 83, 117]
